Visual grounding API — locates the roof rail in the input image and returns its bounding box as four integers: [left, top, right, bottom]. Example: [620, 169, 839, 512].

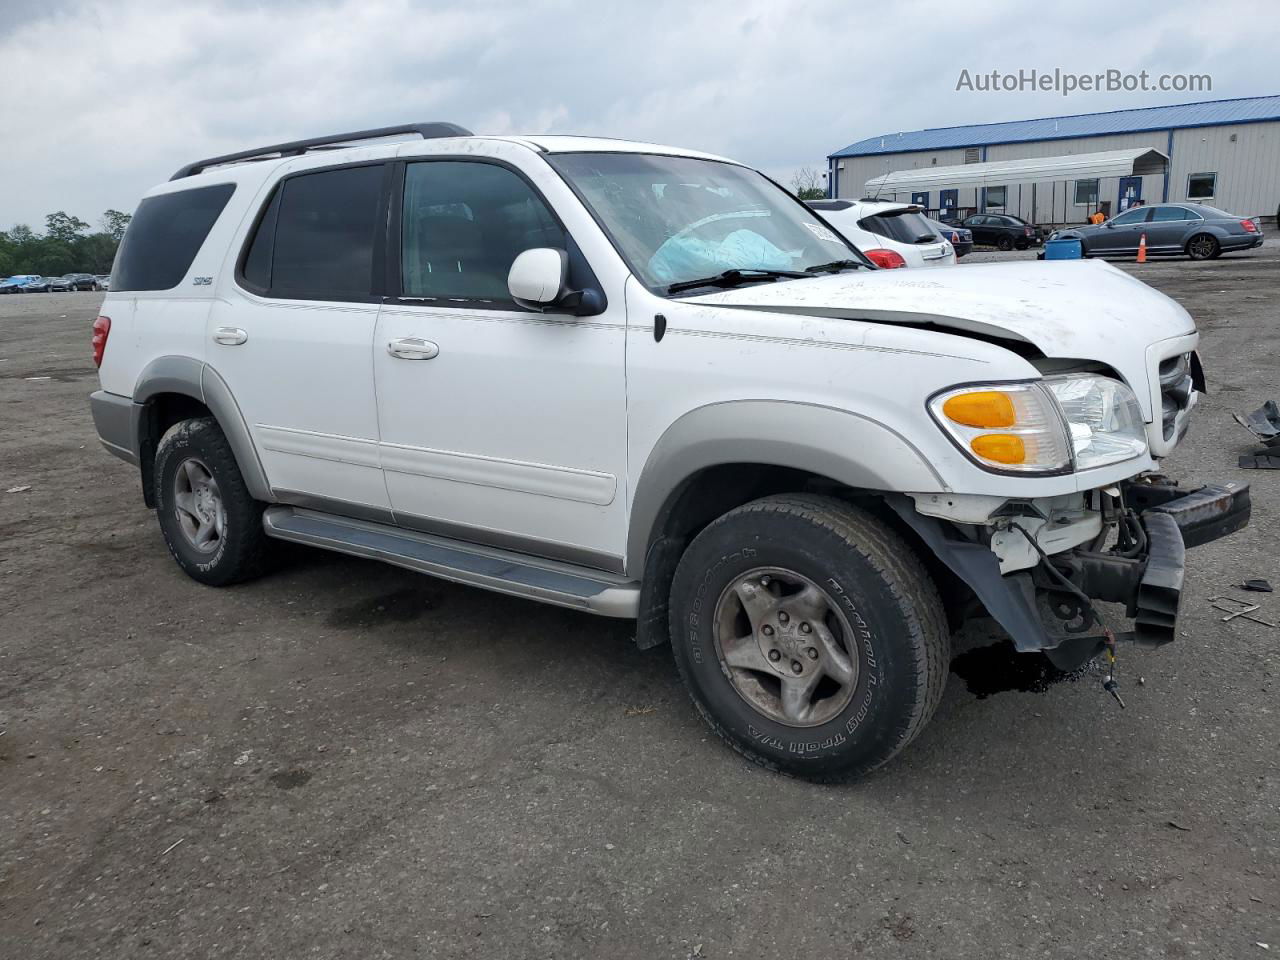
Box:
[169, 122, 473, 180]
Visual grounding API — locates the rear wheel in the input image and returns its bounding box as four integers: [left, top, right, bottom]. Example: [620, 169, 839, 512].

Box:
[154, 417, 268, 586]
[668, 494, 949, 781]
[1187, 233, 1219, 260]
[996, 235, 1014, 251]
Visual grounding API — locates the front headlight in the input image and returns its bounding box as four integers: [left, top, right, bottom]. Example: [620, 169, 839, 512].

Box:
[1044, 374, 1147, 470]
[930, 376, 1147, 475]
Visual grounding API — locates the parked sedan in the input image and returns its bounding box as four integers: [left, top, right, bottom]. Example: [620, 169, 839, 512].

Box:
[806, 199, 956, 268]
[1051, 202, 1264, 260]
[0, 275, 39, 294]
[95, 275, 111, 291]
[20, 276, 53, 293]
[47, 276, 74, 292]
[927, 218, 974, 258]
[961, 213, 1045, 250]
[64, 273, 99, 291]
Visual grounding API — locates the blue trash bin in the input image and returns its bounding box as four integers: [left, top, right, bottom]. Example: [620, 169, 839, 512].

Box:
[1044, 238, 1083, 260]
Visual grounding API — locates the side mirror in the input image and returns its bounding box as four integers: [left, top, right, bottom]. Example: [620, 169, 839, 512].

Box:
[508, 248, 568, 308]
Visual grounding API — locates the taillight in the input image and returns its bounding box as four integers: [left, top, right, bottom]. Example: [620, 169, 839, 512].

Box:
[92, 315, 111, 368]
[1024, 226, 1033, 236]
[1242, 219, 1258, 233]
[864, 248, 907, 269]
[950, 232, 960, 243]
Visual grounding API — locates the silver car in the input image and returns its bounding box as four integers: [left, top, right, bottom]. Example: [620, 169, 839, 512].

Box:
[1053, 202, 1264, 260]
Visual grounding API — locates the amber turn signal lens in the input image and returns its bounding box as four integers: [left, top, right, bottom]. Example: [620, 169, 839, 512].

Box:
[970, 434, 1026, 464]
[942, 391, 1017, 428]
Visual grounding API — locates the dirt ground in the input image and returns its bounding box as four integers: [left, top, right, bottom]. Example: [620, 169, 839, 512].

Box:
[2, 247, 1277, 959]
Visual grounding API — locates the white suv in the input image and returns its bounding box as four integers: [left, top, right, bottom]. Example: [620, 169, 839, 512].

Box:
[806, 199, 955, 268]
[91, 122, 1249, 780]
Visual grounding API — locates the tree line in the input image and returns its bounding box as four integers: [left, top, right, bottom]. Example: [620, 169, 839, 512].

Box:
[0, 210, 132, 277]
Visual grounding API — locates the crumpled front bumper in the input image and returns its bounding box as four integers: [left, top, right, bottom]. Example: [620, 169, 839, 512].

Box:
[889, 479, 1251, 670]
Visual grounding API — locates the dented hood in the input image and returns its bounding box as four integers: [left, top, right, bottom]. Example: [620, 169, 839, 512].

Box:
[689, 258, 1197, 422]
[690, 258, 1194, 353]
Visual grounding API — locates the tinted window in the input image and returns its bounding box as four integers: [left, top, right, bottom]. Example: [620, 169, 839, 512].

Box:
[1187, 172, 1216, 199]
[1150, 207, 1192, 222]
[1111, 208, 1150, 226]
[246, 164, 383, 300]
[112, 183, 235, 291]
[400, 161, 565, 302]
[1074, 178, 1099, 204]
[859, 210, 940, 245]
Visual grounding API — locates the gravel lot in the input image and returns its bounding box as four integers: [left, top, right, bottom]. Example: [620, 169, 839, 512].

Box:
[2, 247, 1278, 959]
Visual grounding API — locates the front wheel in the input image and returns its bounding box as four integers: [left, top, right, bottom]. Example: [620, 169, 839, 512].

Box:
[1187, 233, 1219, 260]
[154, 417, 269, 586]
[668, 495, 949, 781]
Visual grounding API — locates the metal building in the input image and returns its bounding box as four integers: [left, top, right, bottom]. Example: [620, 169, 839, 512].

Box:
[827, 95, 1280, 226]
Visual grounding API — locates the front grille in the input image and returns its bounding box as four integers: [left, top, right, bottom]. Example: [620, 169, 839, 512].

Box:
[1159, 353, 1195, 441]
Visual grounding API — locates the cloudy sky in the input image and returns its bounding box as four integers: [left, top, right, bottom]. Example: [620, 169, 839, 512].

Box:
[2, 0, 1279, 231]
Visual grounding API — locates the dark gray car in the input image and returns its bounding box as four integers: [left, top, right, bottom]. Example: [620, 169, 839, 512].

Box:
[1053, 202, 1264, 260]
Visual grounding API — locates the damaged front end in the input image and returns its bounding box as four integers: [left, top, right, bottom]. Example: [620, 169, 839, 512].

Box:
[890, 477, 1251, 671]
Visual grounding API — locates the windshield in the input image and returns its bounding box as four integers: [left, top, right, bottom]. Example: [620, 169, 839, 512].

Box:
[547, 153, 862, 292]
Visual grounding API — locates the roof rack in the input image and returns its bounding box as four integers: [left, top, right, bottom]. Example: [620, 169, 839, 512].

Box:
[169, 121, 473, 180]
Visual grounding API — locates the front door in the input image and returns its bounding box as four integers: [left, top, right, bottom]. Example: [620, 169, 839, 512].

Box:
[940, 190, 958, 218]
[371, 158, 628, 570]
[910, 191, 929, 211]
[1094, 206, 1152, 253]
[207, 162, 390, 513]
[1117, 177, 1143, 213]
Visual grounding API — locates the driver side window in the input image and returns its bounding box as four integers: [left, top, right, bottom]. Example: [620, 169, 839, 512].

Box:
[1112, 209, 1150, 226]
[400, 161, 565, 303]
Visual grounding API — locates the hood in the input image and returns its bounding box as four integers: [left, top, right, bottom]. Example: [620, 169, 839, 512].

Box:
[688, 258, 1196, 423]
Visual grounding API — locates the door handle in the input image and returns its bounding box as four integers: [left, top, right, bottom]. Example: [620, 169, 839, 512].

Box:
[387, 337, 439, 360]
[213, 327, 248, 346]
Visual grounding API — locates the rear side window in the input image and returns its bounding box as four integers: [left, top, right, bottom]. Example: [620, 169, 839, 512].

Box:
[859, 210, 939, 245]
[112, 183, 235, 291]
[241, 164, 384, 300]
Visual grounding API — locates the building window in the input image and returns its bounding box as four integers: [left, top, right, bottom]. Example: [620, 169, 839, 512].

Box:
[985, 185, 1007, 208]
[964, 147, 980, 164]
[1187, 172, 1216, 200]
[1073, 179, 1100, 205]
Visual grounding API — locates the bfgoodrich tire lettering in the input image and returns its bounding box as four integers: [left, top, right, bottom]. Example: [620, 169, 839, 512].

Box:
[669, 494, 949, 781]
[154, 417, 268, 586]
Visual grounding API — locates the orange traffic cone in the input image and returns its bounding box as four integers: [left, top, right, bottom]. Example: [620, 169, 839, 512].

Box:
[1137, 233, 1148, 263]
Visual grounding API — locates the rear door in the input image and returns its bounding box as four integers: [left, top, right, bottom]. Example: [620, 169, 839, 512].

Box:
[207, 162, 391, 514]
[1146, 206, 1192, 252]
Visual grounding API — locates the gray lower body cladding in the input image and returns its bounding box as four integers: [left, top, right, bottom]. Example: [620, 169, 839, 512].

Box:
[90, 390, 139, 464]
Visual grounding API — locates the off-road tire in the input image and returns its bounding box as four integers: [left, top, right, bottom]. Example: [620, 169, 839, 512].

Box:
[154, 417, 268, 587]
[668, 494, 949, 781]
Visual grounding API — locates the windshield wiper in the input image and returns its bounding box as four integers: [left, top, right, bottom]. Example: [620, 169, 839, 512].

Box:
[804, 259, 867, 274]
[666, 268, 809, 295]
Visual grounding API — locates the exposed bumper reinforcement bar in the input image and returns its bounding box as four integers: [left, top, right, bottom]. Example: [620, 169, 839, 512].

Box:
[888, 480, 1250, 669]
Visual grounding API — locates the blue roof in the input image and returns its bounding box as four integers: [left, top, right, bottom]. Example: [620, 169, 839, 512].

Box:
[830, 95, 1280, 158]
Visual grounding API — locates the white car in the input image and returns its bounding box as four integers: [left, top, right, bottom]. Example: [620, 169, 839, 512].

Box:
[806, 199, 956, 268]
[89, 122, 1248, 780]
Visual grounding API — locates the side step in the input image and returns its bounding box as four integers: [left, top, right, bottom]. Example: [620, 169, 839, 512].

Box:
[262, 507, 639, 618]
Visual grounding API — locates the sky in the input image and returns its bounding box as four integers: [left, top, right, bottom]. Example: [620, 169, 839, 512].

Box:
[2, 0, 1280, 231]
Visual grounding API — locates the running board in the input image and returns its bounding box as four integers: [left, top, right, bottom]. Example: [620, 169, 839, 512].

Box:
[262, 506, 639, 618]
